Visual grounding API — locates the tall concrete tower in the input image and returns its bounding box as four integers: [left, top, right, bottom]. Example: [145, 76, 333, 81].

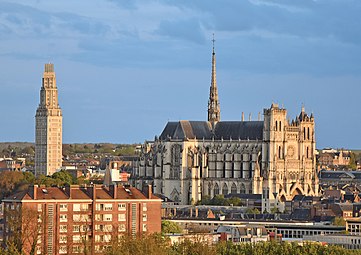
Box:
[207, 35, 220, 124]
[35, 63, 62, 176]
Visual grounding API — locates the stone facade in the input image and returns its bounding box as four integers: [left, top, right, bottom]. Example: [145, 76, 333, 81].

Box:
[35, 63, 62, 176]
[132, 47, 319, 211]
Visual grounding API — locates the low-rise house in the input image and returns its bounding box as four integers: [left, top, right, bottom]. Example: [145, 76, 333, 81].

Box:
[217, 225, 269, 243]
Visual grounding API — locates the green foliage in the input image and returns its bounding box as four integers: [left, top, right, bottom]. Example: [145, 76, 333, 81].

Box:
[197, 195, 243, 206]
[162, 220, 183, 234]
[333, 216, 346, 226]
[349, 152, 357, 170]
[245, 208, 260, 214]
[35, 170, 76, 187]
[103, 235, 361, 255]
[172, 238, 217, 255]
[105, 234, 170, 255]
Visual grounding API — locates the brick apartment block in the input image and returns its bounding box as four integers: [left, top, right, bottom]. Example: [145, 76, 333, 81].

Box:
[2, 184, 161, 254]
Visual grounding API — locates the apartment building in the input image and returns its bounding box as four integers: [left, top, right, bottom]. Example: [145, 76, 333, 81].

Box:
[2, 184, 161, 255]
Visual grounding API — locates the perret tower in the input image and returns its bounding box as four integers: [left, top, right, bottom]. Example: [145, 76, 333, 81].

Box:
[207, 34, 221, 124]
[35, 63, 63, 176]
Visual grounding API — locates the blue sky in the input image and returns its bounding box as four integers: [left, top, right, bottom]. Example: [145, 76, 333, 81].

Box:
[0, 0, 360, 149]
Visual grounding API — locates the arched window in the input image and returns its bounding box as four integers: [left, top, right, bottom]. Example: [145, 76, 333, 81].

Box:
[306, 147, 309, 158]
[240, 183, 246, 194]
[214, 183, 219, 196]
[279, 121, 282, 131]
[208, 184, 212, 197]
[275, 121, 278, 131]
[222, 183, 228, 195]
[231, 183, 237, 194]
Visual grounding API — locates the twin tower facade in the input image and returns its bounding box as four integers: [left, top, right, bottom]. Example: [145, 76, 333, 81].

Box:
[35, 63, 62, 176]
[134, 45, 319, 209]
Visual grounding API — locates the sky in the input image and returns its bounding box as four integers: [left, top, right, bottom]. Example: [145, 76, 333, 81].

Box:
[0, 0, 361, 149]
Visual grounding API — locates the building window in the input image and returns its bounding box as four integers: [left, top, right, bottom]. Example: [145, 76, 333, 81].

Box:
[118, 214, 126, 221]
[59, 236, 67, 244]
[72, 246, 81, 254]
[118, 203, 126, 211]
[96, 204, 104, 211]
[95, 214, 103, 221]
[104, 204, 113, 211]
[118, 224, 126, 232]
[104, 225, 113, 232]
[59, 214, 67, 222]
[81, 203, 91, 211]
[142, 214, 147, 221]
[59, 225, 67, 233]
[73, 235, 81, 243]
[143, 224, 147, 232]
[37, 204, 42, 212]
[73, 204, 80, 212]
[143, 203, 147, 212]
[59, 204, 67, 212]
[59, 246, 67, 254]
[104, 214, 112, 221]
[73, 225, 80, 232]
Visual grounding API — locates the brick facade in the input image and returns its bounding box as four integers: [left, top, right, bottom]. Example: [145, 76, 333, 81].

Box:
[2, 185, 161, 254]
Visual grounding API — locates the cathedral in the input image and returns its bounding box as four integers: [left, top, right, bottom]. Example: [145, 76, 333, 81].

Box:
[133, 43, 319, 210]
[35, 63, 63, 176]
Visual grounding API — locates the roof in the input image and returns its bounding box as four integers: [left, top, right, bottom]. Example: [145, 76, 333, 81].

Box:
[159, 121, 213, 140]
[2, 185, 160, 201]
[159, 120, 264, 141]
[320, 170, 361, 180]
[214, 121, 263, 140]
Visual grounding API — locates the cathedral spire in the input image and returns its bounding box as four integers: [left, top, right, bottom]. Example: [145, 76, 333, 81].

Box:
[208, 34, 220, 123]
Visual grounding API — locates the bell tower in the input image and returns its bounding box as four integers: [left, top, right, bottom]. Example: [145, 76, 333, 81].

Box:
[207, 34, 221, 124]
[35, 63, 63, 176]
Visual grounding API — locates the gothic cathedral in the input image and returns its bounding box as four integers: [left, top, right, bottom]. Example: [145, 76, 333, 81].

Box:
[133, 44, 319, 210]
[35, 64, 63, 176]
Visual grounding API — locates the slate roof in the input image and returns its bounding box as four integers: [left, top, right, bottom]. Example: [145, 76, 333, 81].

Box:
[320, 170, 361, 180]
[214, 121, 263, 140]
[159, 120, 264, 141]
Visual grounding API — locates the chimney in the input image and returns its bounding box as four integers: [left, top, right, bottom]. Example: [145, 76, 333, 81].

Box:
[30, 185, 38, 200]
[241, 112, 244, 121]
[110, 184, 117, 198]
[148, 185, 152, 199]
[92, 184, 97, 200]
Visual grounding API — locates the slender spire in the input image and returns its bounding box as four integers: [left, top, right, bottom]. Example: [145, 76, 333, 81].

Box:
[208, 33, 220, 123]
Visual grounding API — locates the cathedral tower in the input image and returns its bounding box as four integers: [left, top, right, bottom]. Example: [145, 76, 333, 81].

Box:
[35, 63, 62, 176]
[207, 35, 220, 124]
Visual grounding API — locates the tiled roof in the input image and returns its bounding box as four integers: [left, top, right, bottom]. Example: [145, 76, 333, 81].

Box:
[3, 185, 159, 201]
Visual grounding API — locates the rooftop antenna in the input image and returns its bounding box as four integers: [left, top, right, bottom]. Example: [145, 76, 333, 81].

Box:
[212, 33, 215, 53]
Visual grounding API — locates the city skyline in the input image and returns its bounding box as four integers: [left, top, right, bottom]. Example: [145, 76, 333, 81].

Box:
[1, 1, 361, 149]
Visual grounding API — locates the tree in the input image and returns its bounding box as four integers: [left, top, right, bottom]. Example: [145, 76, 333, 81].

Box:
[245, 208, 260, 214]
[161, 220, 183, 234]
[349, 152, 357, 170]
[333, 216, 346, 226]
[106, 234, 171, 255]
[52, 170, 75, 186]
[4, 205, 43, 255]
